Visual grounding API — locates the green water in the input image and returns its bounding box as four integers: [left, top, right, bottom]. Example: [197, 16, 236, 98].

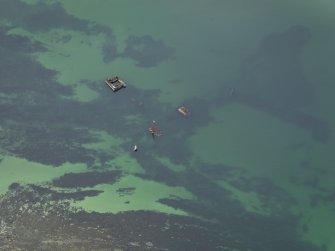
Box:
[1, 0, 335, 250]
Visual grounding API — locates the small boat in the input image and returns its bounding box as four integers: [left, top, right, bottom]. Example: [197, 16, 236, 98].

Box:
[148, 127, 162, 137]
[178, 106, 190, 116]
[105, 76, 126, 92]
[133, 145, 138, 152]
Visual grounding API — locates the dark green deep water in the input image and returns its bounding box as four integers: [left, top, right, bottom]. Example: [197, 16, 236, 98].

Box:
[0, 0, 334, 250]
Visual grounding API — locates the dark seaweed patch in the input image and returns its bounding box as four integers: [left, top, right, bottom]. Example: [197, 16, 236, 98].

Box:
[0, 26, 46, 53]
[0, 186, 247, 251]
[8, 182, 20, 190]
[236, 94, 330, 142]
[29, 184, 103, 201]
[52, 170, 122, 188]
[0, 1, 89, 33]
[134, 152, 179, 186]
[116, 187, 136, 196]
[309, 194, 322, 208]
[0, 8, 326, 250]
[158, 197, 319, 251]
[21, 4, 88, 32]
[1, 122, 98, 166]
[102, 31, 118, 63]
[236, 25, 313, 108]
[0, 30, 72, 97]
[198, 162, 244, 180]
[215, 25, 329, 142]
[118, 35, 174, 67]
[229, 176, 296, 212]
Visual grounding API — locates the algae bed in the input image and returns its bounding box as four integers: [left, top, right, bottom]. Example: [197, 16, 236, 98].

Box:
[1, 1, 335, 250]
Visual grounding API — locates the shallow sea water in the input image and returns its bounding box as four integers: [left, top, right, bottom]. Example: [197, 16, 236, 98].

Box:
[1, 0, 335, 250]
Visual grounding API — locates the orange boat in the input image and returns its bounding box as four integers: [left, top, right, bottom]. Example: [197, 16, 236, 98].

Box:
[148, 127, 162, 137]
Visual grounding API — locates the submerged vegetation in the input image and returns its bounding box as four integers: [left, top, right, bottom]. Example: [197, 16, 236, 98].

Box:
[0, 0, 332, 250]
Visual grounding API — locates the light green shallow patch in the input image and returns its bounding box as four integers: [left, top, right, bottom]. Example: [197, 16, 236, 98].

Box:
[6, 1, 335, 249]
[189, 103, 312, 178]
[33, 29, 110, 85]
[57, 0, 280, 106]
[285, 167, 335, 251]
[298, 205, 335, 251]
[73, 84, 99, 102]
[73, 175, 195, 215]
[82, 130, 145, 174]
[106, 154, 145, 174]
[190, 103, 335, 249]
[8, 27, 108, 102]
[0, 156, 87, 195]
[83, 130, 125, 151]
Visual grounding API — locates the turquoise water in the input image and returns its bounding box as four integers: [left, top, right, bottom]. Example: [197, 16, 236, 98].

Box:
[1, 0, 335, 250]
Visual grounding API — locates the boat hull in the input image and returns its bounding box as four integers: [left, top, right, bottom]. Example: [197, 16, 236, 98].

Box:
[105, 78, 126, 92]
